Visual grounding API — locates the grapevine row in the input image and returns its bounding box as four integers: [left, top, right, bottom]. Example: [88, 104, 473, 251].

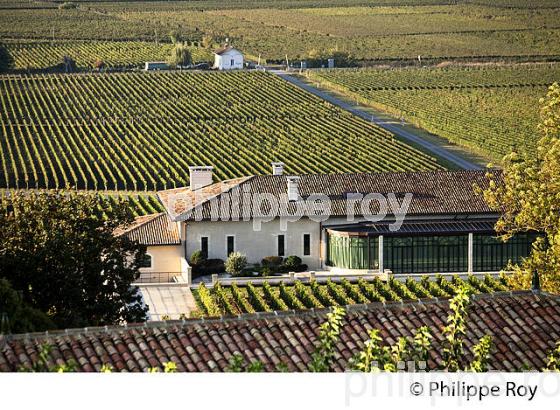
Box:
[193, 274, 512, 317]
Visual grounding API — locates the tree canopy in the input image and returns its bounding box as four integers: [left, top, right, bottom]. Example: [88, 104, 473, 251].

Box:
[168, 43, 192, 68]
[0, 278, 55, 334]
[481, 82, 560, 292]
[0, 190, 148, 329]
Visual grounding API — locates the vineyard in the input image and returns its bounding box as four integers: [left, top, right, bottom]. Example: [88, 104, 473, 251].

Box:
[308, 64, 560, 160]
[0, 189, 164, 216]
[2, 1, 560, 68]
[192, 274, 511, 317]
[3, 41, 212, 71]
[0, 70, 442, 191]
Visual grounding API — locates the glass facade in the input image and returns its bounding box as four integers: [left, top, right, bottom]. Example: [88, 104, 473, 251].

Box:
[384, 235, 468, 274]
[327, 235, 378, 270]
[327, 231, 538, 273]
[473, 233, 538, 272]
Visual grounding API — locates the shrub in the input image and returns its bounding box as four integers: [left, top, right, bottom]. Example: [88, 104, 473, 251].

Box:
[262, 256, 283, 267]
[260, 266, 272, 277]
[190, 250, 205, 267]
[225, 252, 248, 276]
[284, 255, 302, 268]
[192, 258, 224, 278]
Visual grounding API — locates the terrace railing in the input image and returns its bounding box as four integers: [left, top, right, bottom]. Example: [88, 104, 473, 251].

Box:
[134, 272, 185, 284]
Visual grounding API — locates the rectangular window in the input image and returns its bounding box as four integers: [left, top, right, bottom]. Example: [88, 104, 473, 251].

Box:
[278, 235, 285, 257]
[230, 59, 235, 66]
[140, 254, 152, 268]
[303, 234, 311, 256]
[201, 237, 208, 259]
[227, 235, 235, 256]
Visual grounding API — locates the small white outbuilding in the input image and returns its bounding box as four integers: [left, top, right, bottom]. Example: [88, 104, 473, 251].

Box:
[213, 46, 244, 70]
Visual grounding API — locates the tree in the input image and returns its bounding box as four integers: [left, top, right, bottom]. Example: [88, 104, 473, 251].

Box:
[167, 43, 192, 68]
[0, 190, 148, 329]
[329, 49, 354, 67]
[169, 31, 182, 45]
[480, 82, 560, 292]
[61, 55, 77, 73]
[224, 252, 247, 276]
[309, 306, 345, 372]
[0, 44, 14, 73]
[350, 286, 493, 372]
[202, 34, 215, 49]
[0, 278, 55, 334]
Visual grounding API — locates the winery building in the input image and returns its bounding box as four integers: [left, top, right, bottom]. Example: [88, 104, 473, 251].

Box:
[122, 165, 536, 283]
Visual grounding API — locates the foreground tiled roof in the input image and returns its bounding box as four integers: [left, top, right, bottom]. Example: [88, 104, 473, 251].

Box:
[1, 291, 558, 372]
[115, 213, 180, 246]
[159, 170, 500, 222]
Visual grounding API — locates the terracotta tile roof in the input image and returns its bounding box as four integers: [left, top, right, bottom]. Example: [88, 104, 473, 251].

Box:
[159, 170, 500, 222]
[115, 213, 180, 246]
[1, 291, 558, 372]
[157, 176, 252, 220]
[214, 46, 240, 56]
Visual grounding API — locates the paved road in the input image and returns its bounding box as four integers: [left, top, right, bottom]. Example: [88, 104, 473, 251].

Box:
[272, 70, 481, 170]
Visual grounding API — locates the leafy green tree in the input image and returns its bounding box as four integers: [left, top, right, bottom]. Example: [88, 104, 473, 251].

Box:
[545, 341, 560, 371]
[0, 44, 14, 73]
[0, 190, 148, 329]
[350, 327, 432, 372]
[351, 286, 494, 372]
[309, 306, 345, 372]
[225, 353, 270, 372]
[18, 344, 77, 372]
[169, 31, 182, 45]
[481, 82, 560, 292]
[202, 34, 215, 49]
[0, 278, 55, 333]
[168, 43, 192, 68]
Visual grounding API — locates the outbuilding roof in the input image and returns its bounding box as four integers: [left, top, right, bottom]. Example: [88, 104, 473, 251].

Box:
[214, 46, 241, 56]
[115, 213, 180, 246]
[158, 170, 501, 222]
[1, 291, 557, 372]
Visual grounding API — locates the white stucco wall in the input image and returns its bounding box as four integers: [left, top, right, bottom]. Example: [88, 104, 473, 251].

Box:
[177, 213, 500, 273]
[141, 245, 184, 273]
[184, 218, 322, 269]
[214, 49, 244, 70]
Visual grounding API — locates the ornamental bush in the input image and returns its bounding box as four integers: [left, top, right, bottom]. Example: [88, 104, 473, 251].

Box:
[261, 256, 283, 267]
[284, 255, 302, 268]
[225, 252, 248, 276]
[190, 250, 205, 267]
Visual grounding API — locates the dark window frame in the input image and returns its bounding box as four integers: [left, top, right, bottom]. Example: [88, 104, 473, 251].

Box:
[278, 235, 285, 257]
[140, 253, 153, 269]
[303, 234, 311, 256]
[227, 235, 235, 256]
[201, 237, 208, 259]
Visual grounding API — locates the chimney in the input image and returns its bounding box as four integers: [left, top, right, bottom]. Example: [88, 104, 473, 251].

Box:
[272, 162, 285, 176]
[189, 166, 214, 190]
[287, 176, 301, 201]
